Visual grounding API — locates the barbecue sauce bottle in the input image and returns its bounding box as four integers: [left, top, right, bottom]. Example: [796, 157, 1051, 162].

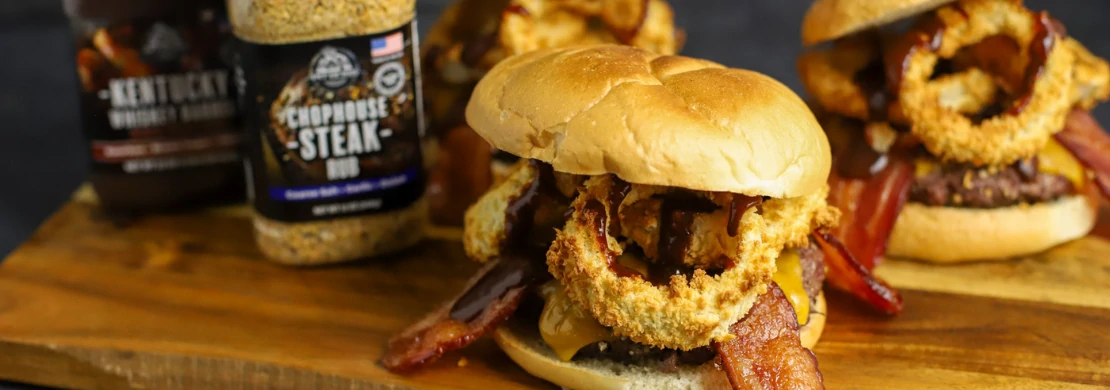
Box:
[65, 0, 244, 214]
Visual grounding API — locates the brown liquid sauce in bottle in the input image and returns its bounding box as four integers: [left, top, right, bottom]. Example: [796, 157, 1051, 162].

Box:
[65, 0, 244, 215]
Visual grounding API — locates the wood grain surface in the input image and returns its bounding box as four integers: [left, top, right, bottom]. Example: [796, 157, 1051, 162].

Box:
[0, 196, 1108, 389]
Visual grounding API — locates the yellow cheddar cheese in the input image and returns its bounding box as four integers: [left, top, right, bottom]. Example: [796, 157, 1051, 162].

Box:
[538, 282, 613, 361]
[1037, 139, 1086, 189]
[772, 249, 810, 325]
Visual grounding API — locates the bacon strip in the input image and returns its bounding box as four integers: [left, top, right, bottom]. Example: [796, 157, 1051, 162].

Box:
[1055, 109, 1110, 200]
[827, 156, 915, 270]
[380, 260, 528, 373]
[813, 232, 903, 315]
[714, 283, 825, 390]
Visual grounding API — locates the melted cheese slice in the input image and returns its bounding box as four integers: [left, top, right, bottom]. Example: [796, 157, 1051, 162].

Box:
[1037, 139, 1086, 188]
[772, 249, 809, 326]
[538, 282, 614, 361]
[913, 139, 1085, 188]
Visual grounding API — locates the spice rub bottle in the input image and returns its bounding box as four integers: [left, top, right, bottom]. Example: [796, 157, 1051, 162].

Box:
[65, 0, 244, 214]
[230, 0, 427, 265]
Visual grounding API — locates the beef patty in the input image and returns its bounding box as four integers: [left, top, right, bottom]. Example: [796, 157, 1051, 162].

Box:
[572, 241, 826, 371]
[909, 161, 1076, 208]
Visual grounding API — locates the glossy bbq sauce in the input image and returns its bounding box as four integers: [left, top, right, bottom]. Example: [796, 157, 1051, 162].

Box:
[648, 194, 719, 286]
[449, 161, 566, 321]
[1010, 12, 1064, 114]
[607, 176, 632, 238]
[727, 194, 762, 237]
[586, 199, 643, 279]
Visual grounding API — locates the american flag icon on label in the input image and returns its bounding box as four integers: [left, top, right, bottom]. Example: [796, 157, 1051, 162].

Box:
[371, 32, 404, 57]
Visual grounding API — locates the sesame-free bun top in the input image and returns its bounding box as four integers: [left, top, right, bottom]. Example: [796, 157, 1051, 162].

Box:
[465, 45, 831, 198]
[801, 0, 956, 45]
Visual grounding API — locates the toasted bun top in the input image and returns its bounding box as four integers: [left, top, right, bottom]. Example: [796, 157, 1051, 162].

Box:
[466, 45, 831, 198]
[801, 0, 956, 45]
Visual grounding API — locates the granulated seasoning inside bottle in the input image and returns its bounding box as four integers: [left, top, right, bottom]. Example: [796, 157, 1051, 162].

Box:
[65, 0, 244, 214]
[231, 0, 427, 265]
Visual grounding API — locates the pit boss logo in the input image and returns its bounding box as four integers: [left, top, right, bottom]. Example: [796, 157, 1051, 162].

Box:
[307, 46, 362, 90]
[373, 61, 406, 97]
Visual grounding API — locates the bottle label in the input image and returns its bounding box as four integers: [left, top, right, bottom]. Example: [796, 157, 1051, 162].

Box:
[73, 8, 241, 174]
[236, 21, 426, 222]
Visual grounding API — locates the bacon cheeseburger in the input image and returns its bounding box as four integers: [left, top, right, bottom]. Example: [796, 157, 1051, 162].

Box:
[799, 0, 1110, 264]
[382, 45, 901, 389]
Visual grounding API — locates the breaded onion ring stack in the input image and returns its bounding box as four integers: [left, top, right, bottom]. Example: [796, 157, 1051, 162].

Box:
[383, 45, 847, 390]
[799, 0, 1110, 263]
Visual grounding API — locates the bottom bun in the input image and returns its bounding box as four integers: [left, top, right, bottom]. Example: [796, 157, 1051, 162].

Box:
[887, 192, 1098, 263]
[494, 293, 826, 390]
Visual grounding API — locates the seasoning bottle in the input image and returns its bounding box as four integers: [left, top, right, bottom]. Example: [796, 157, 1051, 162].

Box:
[230, 0, 427, 265]
[65, 0, 244, 214]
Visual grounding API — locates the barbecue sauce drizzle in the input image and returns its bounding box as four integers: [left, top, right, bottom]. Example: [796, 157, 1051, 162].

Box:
[607, 176, 632, 238]
[449, 160, 565, 321]
[648, 194, 719, 286]
[590, 186, 737, 285]
[1010, 12, 1064, 114]
[586, 200, 643, 279]
[727, 194, 762, 237]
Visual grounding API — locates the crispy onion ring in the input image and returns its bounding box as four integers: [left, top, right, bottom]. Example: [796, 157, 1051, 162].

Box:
[499, 0, 680, 57]
[797, 33, 996, 127]
[1064, 37, 1110, 110]
[897, 0, 1075, 165]
[464, 160, 580, 262]
[546, 175, 836, 350]
[797, 34, 882, 122]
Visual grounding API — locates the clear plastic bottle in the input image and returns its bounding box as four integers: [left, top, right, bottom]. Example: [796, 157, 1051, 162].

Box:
[230, 0, 427, 265]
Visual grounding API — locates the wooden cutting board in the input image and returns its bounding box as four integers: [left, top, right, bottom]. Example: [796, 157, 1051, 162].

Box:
[0, 188, 1108, 389]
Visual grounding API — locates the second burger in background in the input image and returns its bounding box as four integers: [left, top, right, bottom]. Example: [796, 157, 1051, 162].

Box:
[421, 0, 683, 225]
[382, 45, 900, 389]
[798, 0, 1110, 264]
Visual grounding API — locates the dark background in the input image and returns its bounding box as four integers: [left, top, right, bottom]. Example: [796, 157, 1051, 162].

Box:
[0, 0, 1107, 388]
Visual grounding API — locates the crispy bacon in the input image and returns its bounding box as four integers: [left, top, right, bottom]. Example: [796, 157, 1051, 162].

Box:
[1055, 109, 1110, 200]
[713, 283, 825, 390]
[380, 260, 528, 372]
[827, 156, 915, 270]
[813, 232, 903, 314]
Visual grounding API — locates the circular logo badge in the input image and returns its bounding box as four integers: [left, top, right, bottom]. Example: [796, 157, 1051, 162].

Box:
[373, 61, 407, 97]
[307, 46, 363, 90]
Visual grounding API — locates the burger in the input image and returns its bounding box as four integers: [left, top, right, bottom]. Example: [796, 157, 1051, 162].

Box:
[420, 0, 683, 225]
[380, 45, 860, 389]
[798, 0, 1110, 264]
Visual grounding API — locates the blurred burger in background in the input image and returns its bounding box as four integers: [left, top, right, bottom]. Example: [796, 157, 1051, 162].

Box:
[798, 0, 1110, 264]
[421, 0, 683, 225]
